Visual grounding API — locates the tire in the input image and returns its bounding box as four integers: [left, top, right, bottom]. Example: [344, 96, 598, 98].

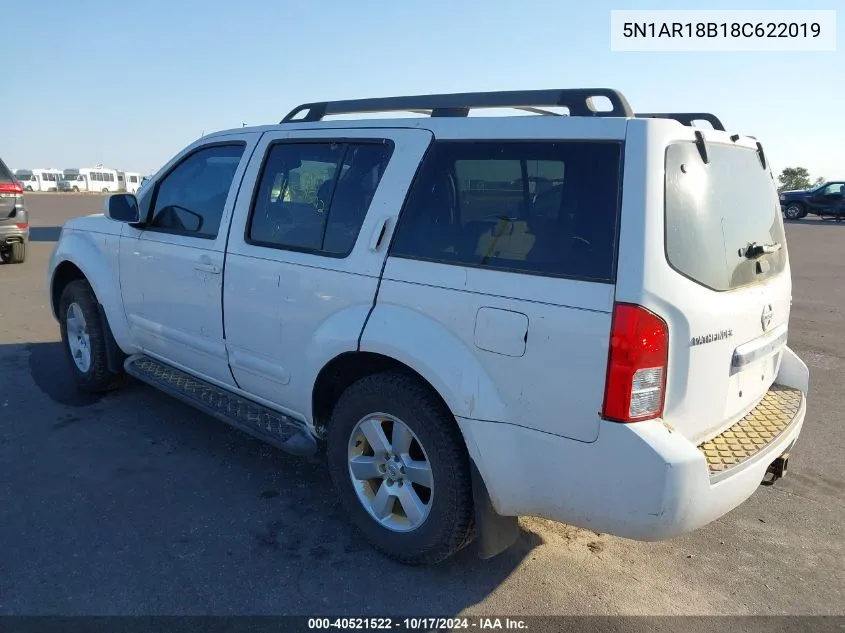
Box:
[327, 371, 475, 566]
[784, 203, 806, 220]
[59, 279, 125, 393]
[25, 186, 33, 192]
[1, 242, 26, 264]
[102, 188, 109, 193]
[72, 186, 79, 192]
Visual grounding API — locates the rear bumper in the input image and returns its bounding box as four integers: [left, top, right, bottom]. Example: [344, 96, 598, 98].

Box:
[0, 225, 29, 244]
[459, 349, 808, 541]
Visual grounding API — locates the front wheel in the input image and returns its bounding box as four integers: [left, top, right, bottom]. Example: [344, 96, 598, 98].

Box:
[72, 186, 79, 192]
[784, 203, 807, 220]
[59, 280, 125, 392]
[327, 371, 475, 566]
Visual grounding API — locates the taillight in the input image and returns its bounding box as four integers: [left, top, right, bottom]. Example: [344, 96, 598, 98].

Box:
[15, 223, 27, 229]
[0, 182, 23, 195]
[602, 303, 669, 423]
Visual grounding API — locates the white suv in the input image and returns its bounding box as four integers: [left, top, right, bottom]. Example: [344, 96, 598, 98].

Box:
[47, 89, 809, 565]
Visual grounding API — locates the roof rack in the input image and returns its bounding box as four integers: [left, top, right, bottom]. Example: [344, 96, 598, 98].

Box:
[280, 88, 635, 123]
[635, 112, 725, 131]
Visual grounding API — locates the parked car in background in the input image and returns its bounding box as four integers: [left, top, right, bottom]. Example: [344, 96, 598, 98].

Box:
[0, 157, 29, 264]
[780, 181, 845, 220]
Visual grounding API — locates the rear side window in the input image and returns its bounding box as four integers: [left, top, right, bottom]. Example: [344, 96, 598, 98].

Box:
[390, 141, 623, 283]
[665, 142, 786, 291]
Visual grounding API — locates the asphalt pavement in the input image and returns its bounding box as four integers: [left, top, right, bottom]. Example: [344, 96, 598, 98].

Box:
[1, 194, 843, 616]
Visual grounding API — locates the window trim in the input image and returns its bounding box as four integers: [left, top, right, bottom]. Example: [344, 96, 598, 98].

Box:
[385, 139, 625, 285]
[144, 140, 248, 241]
[243, 137, 395, 259]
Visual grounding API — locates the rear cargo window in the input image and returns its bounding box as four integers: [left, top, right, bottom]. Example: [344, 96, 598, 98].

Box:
[391, 141, 623, 283]
[665, 142, 786, 291]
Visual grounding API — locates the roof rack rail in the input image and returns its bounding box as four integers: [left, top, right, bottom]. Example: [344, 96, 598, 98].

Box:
[636, 112, 725, 131]
[280, 88, 635, 123]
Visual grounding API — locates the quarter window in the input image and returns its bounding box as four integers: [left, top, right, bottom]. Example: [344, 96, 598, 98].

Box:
[390, 141, 623, 282]
[148, 143, 246, 239]
[247, 141, 393, 256]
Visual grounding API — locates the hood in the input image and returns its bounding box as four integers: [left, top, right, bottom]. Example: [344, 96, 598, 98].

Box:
[63, 212, 122, 236]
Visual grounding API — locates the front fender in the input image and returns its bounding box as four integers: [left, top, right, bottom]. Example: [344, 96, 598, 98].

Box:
[359, 304, 507, 422]
[48, 229, 135, 353]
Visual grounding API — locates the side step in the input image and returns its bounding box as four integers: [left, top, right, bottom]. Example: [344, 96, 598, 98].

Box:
[124, 354, 317, 456]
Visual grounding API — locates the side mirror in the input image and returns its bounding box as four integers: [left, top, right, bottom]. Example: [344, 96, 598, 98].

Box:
[104, 193, 140, 223]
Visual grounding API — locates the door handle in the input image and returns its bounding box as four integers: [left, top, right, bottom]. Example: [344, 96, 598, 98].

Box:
[195, 257, 221, 274]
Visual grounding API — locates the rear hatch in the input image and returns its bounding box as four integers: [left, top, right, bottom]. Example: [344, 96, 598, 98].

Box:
[648, 137, 791, 444]
[0, 158, 27, 233]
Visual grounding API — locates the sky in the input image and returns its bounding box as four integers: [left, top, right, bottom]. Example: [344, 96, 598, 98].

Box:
[1, 0, 842, 180]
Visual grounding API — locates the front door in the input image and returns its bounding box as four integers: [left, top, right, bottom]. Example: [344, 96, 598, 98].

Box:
[816, 182, 845, 216]
[119, 134, 260, 386]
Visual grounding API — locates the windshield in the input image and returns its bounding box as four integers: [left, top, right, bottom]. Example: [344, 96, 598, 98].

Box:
[665, 141, 786, 292]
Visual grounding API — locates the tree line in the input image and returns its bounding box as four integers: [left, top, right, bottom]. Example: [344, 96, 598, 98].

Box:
[776, 167, 825, 193]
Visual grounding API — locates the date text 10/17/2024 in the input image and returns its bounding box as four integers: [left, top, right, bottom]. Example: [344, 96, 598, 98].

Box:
[308, 618, 528, 630]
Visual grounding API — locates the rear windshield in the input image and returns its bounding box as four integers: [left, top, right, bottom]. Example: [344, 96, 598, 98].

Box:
[0, 159, 14, 183]
[665, 142, 786, 291]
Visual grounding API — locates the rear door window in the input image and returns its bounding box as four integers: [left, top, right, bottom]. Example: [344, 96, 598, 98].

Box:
[665, 142, 786, 291]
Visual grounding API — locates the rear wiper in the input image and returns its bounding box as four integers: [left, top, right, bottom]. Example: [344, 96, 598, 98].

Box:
[741, 241, 782, 259]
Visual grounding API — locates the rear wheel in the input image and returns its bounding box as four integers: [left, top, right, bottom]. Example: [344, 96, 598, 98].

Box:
[59, 280, 125, 392]
[25, 186, 33, 191]
[784, 203, 806, 220]
[1, 242, 26, 264]
[72, 186, 79, 192]
[327, 371, 475, 566]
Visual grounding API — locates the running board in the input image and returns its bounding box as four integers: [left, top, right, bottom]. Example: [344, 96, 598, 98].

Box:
[124, 354, 317, 456]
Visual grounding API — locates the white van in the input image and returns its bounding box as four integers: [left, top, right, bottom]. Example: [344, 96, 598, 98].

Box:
[58, 167, 120, 193]
[15, 169, 63, 191]
[118, 171, 143, 194]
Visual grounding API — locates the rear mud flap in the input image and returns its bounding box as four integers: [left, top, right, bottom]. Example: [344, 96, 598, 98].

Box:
[471, 460, 520, 559]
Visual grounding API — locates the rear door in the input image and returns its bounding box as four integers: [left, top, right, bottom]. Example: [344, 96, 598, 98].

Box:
[223, 127, 433, 418]
[619, 124, 793, 444]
